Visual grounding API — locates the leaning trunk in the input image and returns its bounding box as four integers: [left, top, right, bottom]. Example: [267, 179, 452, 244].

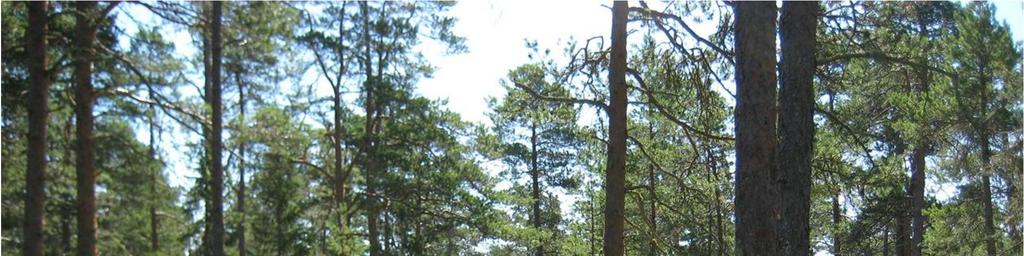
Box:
[777, 2, 818, 255]
[603, 1, 628, 255]
[733, 1, 780, 255]
[23, 2, 50, 255]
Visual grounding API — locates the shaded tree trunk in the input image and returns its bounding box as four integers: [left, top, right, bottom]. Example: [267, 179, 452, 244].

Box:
[980, 135, 996, 256]
[360, 2, 381, 255]
[23, 2, 50, 255]
[73, 2, 99, 255]
[203, 2, 226, 255]
[604, 1, 628, 255]
[531, 123, 544, 256]
[895, 201, 911, 256]
[235, 72, 247, 256]
[831, 193, 842, 255]
[909, 143, 926, 256]
[733, 1, 779, 255]
[777, 2, 818, 255]
[149, 95, 160, 253]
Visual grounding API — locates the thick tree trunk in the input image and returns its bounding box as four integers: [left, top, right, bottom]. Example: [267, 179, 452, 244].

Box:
[733, 1, 779, 255]
[204, 2, 226, 255]
[777, 2, 817, 255]
[74, 2, 99, 255]
[23, 2, 49, 255]
[604, 1, 628, 255]
[531, 124, 544, 256]
[909, 141, 926, 256]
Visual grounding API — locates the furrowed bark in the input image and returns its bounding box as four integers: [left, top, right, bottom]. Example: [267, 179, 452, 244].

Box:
[733, 1, 779, 255]
[603, 1, 628, 255]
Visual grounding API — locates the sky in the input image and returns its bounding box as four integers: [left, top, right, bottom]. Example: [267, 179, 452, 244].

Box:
[112, 1, 1023, 249]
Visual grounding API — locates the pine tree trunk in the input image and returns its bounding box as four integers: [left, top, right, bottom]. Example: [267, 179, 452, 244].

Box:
[831, 193, 842, 255]
[981, 135, 996, 256]
[204, 2, 226, 255]
[909, 145, 926, 256]
[531, 124, 544, 256]
[235, 72, 247, 256]
[895, 199, 911, 256]
[360, 2, 381, 255]
[23, 2, 49, 255]
[603, 1, 628, 255]
[733, 1, 779, 255]
[149, 97, 160, 253]
[777, 2, 817, 255]
[73, 2, 99, 255]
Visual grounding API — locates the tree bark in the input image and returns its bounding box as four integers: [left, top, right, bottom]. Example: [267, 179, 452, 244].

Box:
[777, 2, 817, 255]
[909, 143, 926, 256]
[331, 4, 348, 250]
[895, 209, 911, 256]
[204, 2, 226, 255]
[531, 123, 544, 256]
[235, 72, 247, 256]
[981, 135, 996, 256]
[604, 1, 628, 255]
[23, 2, 49, 255]
[733, 1, 779, 255]
[149, 94, 160, 253]
[74, 2, 99, 255]
[360, 2, 381, 255]
[831, 194, 842, 255]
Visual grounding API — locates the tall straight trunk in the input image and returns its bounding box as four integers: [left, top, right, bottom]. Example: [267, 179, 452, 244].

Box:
[980, 135, 996, 256]
[23, 2, 49, 255]
[149, 98, 160, 253]
[530, 124, 544, 256]
[604, 2, 628, 255]
[908, 10, 931, 256]
[831, 193, 842, 255]
[733, 1, 779, 255]
[909, 143, 926, 256]
[360, 2, 381, 255]
[204, 2, 226, 255]
[777, 2, 817, 255]
[73, 2, 99, 255]
[235, 72, 247, 256]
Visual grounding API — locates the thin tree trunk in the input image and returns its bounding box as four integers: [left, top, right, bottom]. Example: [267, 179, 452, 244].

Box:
[149, 94, 160, 253]
[733, 1, 779, 255]
[204, 2, 226, 255]
[331, 3, 349, 250]
[604, 2, 628, 255]
[23, 2, 49, 255]
[360, 2, 381, 255]
[981, 135, 997, 256]
[831, 193, 842, 255]
[909, 141, 926, 256]
[74, 2, 99, 255]
[778, 2, 817, 255]
[235, 72, 247, 256]
[531, 123, 544, 256]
